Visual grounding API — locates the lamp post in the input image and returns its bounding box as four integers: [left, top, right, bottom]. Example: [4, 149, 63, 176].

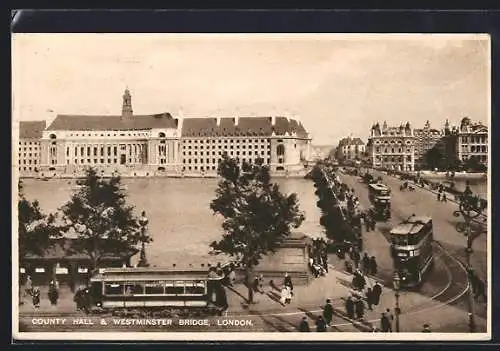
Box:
[453, 182, 486, 333]
[137, 211, 150, 267]
[393, 271, 401, 332]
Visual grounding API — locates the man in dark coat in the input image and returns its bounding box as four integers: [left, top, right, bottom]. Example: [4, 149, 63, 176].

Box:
[369, 256, 378, 276]
[32, 287, 41, 308]
[362, 253, 370, 275]
[380, 313, 391, 332]
[354, 298, 365, 320]
[298, 316, 310, 332]
[284, 273, 293, 291]
[345, 296, 355, 319]
[372, 282, 382, 305]
[315, 316, 327, 332]
[48, 283, 59, 306]
[323, 299, 334, 326]
[366, 288, 374, 310]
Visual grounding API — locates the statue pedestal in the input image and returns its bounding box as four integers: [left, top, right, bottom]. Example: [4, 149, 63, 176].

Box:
[252, 232, 312, 285]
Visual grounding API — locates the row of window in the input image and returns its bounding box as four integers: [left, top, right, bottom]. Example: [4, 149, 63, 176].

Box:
[374, 140, 413, 145]
[66, 145, 147, 158]
[104, 281, 205, 296]
[375, 156, 413, 162]
[183, 138, 272, 144]
[65, 132, 150, 138]
[461, 136, 487, 144]
[19, 166, 37, 172]
[375, 148, 412, 154]
[19, 159, 37, 165]
[18, 146, 39, 152]
[461, 155, 487, 162]
[183, 144, 270, 150]
[183, 157, 271, 165]
[69, 158, 143, 165]
[183, 150, 269, 157]
[19, 141, 40, 145]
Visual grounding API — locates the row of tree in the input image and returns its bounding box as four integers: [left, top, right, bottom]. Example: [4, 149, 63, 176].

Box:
[310, 165, 357, 245]
[18, 168, 151, 270]
[424, 147, 487, 172]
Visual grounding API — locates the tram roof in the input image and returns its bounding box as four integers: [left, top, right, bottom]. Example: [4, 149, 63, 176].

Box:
[369, 183, 390, 190]
[90, 267, 223, 282]
[390, 216, 432, 235]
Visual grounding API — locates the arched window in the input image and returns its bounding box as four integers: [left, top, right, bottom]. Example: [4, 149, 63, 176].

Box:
[277, 144, 285, 156]
[158, 132, 166, 138]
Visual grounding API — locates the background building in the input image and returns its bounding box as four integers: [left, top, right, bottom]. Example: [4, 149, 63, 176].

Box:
[18, 121, 46, 176]
[456, 117, 488, 168]
[413, 120, 445, 170]
[366, 121, 415, 171]
[20, 89, 312, 178]
[335, 137, 365, 164]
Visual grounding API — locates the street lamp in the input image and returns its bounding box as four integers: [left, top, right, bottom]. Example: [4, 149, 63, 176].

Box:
[137, 210, 150, 267]
[453, 182, 486, 333]
[393, 271, 401, 332]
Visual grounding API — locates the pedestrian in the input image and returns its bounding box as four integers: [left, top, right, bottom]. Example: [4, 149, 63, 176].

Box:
[385, 308, 394, 332]
[355, 298, 365, 320]
[369, 256, 378, 276]
[359, 272, 367, 291]
[285, 286, 292, 304]
[284, 272, 293, 291]
[280, 286, 288, 306]
[322, 253, 329, 273]
[364, 214, 371, 232]
[258, 274, 265, 293]
[323, 299, 334, 326]
[253, 276, 260, 293]
[422, 323, 432, 332]
[380, 313, 391, 332]
[366, 288, 374, 311]
[24, 275, 33, 297]
[345, 296, 355, 319]
[32, 287, 40, 308]
[48, 282, 59, 306]
[298, 316, 310, 332]
[315, 316, 327, 332]
[352, 251, 361, 270]
[370, 216, 376, 231]
[437, 192, 441, 201]
[442, 193, 447, 202]
[474, 278, 487, 303]
[362, 253, 370, 275]
[372, 282, 382, 305]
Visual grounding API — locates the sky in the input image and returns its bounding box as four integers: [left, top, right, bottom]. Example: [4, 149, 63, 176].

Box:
[12, 34, 490, 145]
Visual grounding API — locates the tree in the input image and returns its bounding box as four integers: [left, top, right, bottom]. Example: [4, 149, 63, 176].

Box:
[424, 146, 444, 170]
[18, 180, 59, 261]
[59, 167, 148, 270]
[209, 155, 305, 304]
[464, 156, 487, 172]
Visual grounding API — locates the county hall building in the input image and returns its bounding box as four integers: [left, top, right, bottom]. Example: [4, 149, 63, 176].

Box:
[17, 89, 312, 178]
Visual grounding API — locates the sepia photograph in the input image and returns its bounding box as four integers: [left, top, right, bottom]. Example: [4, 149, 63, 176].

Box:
[11, 33, 491, 341]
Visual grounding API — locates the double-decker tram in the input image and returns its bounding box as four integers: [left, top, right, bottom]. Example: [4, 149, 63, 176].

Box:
[88, 267, 227, 317]
[390, 215, 434, 288]
[368, 183, 392, 220]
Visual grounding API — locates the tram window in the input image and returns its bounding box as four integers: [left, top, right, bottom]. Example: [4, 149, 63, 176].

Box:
[184, 280, 205, 295]
[391, 235, 408, 246]
[145, 282, 164, 294]
[124, 283, 144, 295]
[165, 281, 184, 295]
[105, 283, 124, 295]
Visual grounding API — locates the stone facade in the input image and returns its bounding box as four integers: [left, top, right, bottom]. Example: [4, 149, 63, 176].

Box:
[19, 89, 313, 178]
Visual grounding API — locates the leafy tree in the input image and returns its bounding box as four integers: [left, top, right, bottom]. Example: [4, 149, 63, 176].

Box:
[18, 180, 59, 261]
[209, 155, 305, 304]
[59, 167, 148, 270]
[424, 146, 444, 170]
[464, 156, 487, 172]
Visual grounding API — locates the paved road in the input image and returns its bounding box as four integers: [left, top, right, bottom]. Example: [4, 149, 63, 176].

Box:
[338, 171, 488, 321]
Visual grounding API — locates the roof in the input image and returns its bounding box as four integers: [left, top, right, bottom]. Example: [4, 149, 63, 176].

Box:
[369, 183, 390, 190]
[181, 117, 308, 138]
[19, 121, 46, 139]
[46, 113, 178, 131]
[406, 215, 432, 224]
[390, 223, 424, 235]
[338, 137, 365, 147]
[90, 267, 221, 282]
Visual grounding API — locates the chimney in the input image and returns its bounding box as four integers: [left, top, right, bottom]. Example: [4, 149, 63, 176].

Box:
[271, 116, 276, 126]
[235, 116, 239, 126]
[217, 117, 221, 126]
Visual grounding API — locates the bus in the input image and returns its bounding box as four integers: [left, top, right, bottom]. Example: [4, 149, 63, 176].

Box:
[368, 183, 391, 220]
[88, 266, 226, 317]
[390, 215, 434, 288]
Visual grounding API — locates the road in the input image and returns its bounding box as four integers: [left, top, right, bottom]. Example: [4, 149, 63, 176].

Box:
[338, 170, 488, 320]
